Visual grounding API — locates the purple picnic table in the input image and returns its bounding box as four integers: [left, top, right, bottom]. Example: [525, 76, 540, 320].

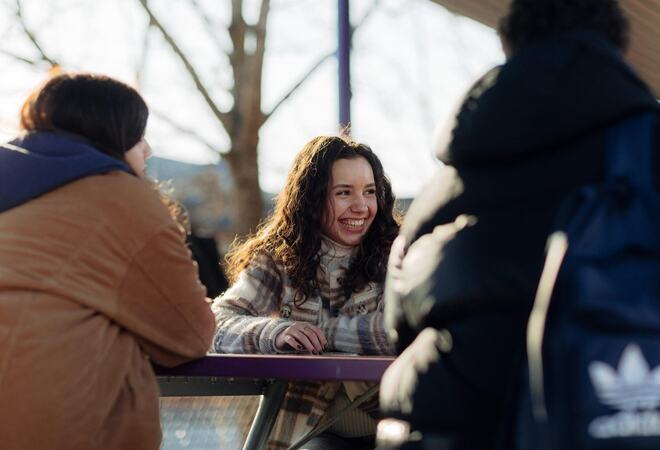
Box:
[154, 353, 394, 450]
[155, 353, 394, 381]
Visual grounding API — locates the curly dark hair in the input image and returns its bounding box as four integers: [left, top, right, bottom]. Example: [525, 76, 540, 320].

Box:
[499, 0, 630, 54]
[225, 135, 400, 305]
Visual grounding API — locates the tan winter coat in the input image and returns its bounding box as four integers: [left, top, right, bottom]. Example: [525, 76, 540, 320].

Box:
[0, 172, 215, 450]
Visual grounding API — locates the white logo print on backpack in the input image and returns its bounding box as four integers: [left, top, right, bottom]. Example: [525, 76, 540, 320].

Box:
[589, 344, 660, 438]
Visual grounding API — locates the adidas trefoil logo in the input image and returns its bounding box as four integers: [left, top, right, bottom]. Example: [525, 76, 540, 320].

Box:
[589, 343, 660, 411]
[588, 343, 660, 438]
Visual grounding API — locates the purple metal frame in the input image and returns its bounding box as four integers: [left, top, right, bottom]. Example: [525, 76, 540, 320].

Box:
[337, 0, 352, 129]
[154, 353, 394, 381]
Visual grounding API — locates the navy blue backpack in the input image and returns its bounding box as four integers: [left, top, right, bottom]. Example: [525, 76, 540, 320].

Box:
[518, 113, 660, 450]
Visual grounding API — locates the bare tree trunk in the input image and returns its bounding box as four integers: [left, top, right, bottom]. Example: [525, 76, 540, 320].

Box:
[226, 138, 263, 237]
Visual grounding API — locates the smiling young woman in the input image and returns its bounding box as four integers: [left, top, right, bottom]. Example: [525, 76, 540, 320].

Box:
[212, 134, 400, 449]
[321, 156, 378, 247]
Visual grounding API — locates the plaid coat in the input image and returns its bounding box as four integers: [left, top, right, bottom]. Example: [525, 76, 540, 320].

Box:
[211, 239, 394, 449]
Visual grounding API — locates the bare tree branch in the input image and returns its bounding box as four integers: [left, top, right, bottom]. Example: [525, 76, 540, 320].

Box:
[228, 0, 270, 131]
[15, 0, 58, 66]
[262, 50, 334, 123]
[151, 109, 225, 156]
[135, 20, 153, 89]
[188, 0, 233, 91]
[262, 0, 379, 125]
[253, 0, 270, 57]
[354, 0, 381, 30]
[0, 48, 38, 65]
[255, 0, 270, 31]
[248, 0, 269, 123]
[229, 0, 245, 56]
[228, 0, 246, 98]
[137, 0, 233, 135]
[190, 0, 229, 60]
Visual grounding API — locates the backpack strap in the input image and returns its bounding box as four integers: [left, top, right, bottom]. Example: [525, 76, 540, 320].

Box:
[527, 231, 569, 422]
[605, 112, 656, 188]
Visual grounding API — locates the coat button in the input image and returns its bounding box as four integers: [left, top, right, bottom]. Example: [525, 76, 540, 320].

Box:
[280, 304, 291, 318]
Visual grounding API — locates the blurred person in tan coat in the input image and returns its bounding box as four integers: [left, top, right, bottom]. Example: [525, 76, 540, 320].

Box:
[0, 73, 215, 450]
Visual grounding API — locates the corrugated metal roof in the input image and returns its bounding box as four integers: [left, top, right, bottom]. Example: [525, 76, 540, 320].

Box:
[429, 0, 660, 97]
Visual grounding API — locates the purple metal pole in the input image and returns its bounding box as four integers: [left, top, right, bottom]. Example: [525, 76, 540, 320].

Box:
[338, 0, 351, 131]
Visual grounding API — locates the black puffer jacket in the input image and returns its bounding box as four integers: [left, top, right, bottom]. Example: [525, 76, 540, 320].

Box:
[380, 30, 659, 450]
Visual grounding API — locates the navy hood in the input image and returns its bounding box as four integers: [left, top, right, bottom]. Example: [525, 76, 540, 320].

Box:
[438, 31, 659, 167]
[0, 132, 132, 213]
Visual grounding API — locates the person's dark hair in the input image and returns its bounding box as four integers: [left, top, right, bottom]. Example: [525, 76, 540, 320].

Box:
[225, 135, 400, 305]
[20, 72, 190, 231]
[499, 0, 630, 54]
[20, 72, 148, 160]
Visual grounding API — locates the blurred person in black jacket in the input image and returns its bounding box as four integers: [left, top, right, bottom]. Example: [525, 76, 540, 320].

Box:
[188, 229, 228, 298]
[378, 1, 660, 449]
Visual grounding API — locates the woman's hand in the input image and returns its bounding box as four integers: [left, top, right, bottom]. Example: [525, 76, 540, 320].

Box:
[275, 322, 327, 354]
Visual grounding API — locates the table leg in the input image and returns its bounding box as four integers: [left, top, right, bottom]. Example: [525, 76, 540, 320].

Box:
[242, 380, 288, 450]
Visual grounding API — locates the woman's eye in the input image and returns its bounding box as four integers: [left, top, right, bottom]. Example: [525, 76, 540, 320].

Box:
[336, 190, 350, 196]
[365, 189, 376, 195]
